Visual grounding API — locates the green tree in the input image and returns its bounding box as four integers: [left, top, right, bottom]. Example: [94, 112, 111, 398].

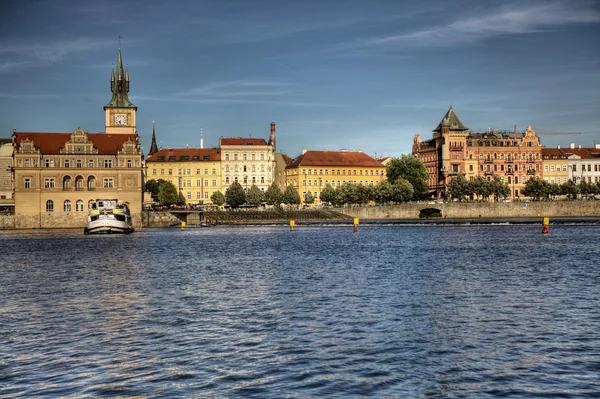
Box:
[225, 181, 246, 208]
[246, 184, 264, 206]
[158, 180, 178, 206]
[373, 180, 394, 204]
[264, 183, 283, 206]
[319, 184, 336, 205]
[391, 178, 414, 203]
[356, 184, 373, 205]
[447, 174, 470, 201]
[304, 191, 315, 205]
[385, 155, 429, 200]
[522, 177, 548, 200]
[210, 191, 226, 206]
[145, 179, 161, 201]
[176, 190, 186, 206]
[338, 182, 359, 205]
[491, 176, 511, 201]
[561, 180, 579, 200]
[283, 185, 301, 205]
[580, 181, 594, 199]
[470, 176, 493, 201]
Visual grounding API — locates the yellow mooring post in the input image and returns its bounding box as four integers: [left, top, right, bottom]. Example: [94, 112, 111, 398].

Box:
[289, 220, 295, 232]
[353, 217, 359, 232]
[181, 221, 186, 230]
[542, 217, 549, 234]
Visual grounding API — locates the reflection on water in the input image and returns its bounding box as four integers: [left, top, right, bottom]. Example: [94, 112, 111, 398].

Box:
[1, 225, 599, 397]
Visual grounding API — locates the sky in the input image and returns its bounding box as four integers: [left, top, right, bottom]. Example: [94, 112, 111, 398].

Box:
[0, 0, 599, 158]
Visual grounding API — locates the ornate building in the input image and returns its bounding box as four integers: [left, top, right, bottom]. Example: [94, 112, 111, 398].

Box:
[219, 122, 276, 194]
[285, 150, 386, 204]
[11, 44, 144, 228]
[413, 107, 544, 199]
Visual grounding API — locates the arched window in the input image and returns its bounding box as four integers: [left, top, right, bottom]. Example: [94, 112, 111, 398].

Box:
[64, 200, 71, 212]
[46, 200, 54, 212]
[87, 176, 96, 190]
[76, 200, 84, 212]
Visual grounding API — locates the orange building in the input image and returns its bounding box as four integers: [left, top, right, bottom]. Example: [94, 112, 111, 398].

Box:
[413, 107, 544, 199]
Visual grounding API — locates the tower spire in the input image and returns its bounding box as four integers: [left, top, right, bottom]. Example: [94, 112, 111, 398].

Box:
[148, 121, 159, 156]
[104, 37, 137, 110]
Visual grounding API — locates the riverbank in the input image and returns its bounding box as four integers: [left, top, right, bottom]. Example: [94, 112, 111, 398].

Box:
[1, 201, 598, 229]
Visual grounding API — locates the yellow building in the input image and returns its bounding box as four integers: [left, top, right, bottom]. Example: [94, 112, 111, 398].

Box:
[146, 148, 222, 204]
[11, 44, 144, 229]
[285, 150, 386, 204]
[542, 148, 570, 185]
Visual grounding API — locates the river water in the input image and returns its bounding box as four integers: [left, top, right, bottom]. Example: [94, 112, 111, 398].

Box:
[1, 224, 599, 398]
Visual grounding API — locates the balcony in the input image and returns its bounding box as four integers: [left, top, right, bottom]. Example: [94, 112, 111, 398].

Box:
[62, 187, 72, 191]
[484, 171, 494, 175]
[526, 169, 536, 175]
[484, 159, 494, 164]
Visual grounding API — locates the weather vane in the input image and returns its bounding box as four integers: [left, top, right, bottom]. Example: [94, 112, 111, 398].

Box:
[118, 35, 122, 49]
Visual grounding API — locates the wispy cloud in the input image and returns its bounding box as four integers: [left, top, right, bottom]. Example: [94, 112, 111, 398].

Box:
[174, 79, 299, 98]
[0, 93, 57, 99]
[0, 38, 113, 73]
[334, 1, 600, 55]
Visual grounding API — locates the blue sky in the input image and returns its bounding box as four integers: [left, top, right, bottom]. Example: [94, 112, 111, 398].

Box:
[1, 0, 599, 157]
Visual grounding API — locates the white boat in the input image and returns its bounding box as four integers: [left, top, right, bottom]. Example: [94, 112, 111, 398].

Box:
[84, 199, 134, 234]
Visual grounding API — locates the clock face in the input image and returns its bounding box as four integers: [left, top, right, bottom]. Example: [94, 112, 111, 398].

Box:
[115, 115, 127, 126]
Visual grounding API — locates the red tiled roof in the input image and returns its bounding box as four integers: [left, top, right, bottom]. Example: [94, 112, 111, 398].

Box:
[220, 138, 268, 146]
[146, 147, 221, 162]
[13, 132, 138, 155]
[542, 147, 599, 159]
[286, 151, 384, 168]
[280, 154, 293, 165]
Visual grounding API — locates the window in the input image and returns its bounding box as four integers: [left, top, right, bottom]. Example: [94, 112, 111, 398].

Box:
[64, 159, 70, 168]
[168, 169, 172, 175]
[178, 169, 182, 175]
[104, 159, 113, 168]
[252, 177, 256, 184]
[128, 160, 133, 168]
[103, 178, 114, 188]
[204, 179, 209, 186]
[187, 180, 191, 187]
[197, 179, 201, 186]
[160, 169, 164, 175]
[152, 169, 157, 175]
[252, 154, 256, 160]
[261, 154, 264, 161]
[24, 159, 30, 167]
[261, 177, 265, 184]
[45, 159, 55, 168]
[225, 154, 230, 160]
[76, 160, 83, 168]
[64, 200, 71, 212]
[89, 160, 94, 168]
[187, 168, 191, 175]
[24, 178, 31, 189]
[204, 192, 209, 199]
[196, 169, 201, 175]
[44, 178, 55, 189]
[243, 154, 247, 160]
[197, 192, 201, 199]
[234, 154, 238, 160]
[46, 200, 54, 212]
[76, 200, 83, 212]
[187, 192, 191, 200]
[212, 180, 216, 186]
[225, 177, 230, 184]
[212, 168, 216, 174]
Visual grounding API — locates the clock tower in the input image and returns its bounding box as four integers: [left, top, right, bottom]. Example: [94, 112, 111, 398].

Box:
[104, 41, 137, 134]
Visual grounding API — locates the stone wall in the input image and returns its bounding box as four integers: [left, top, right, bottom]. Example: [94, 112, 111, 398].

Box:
[337, 201, 600, 220]
[141, 211, 182, 228]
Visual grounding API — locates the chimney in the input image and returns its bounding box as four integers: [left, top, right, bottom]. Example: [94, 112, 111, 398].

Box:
[557, 145, 561, 149]
[200, 127, 204, 149]
[269, 122, 276, 152]
[514, 124, 517, 134]
[301, 148, 307, 155]
[570, 143, 575, 149]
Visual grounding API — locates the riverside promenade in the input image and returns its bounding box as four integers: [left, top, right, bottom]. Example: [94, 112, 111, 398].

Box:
[140, 201, 600, 228]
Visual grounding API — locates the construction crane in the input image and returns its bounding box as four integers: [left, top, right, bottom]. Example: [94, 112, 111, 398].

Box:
[536, 131, 581, 135]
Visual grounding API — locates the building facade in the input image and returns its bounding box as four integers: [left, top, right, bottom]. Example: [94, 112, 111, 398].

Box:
[543, 144, 600, 185]
[219, 122, 276, 194]
[146, 148, 222, 204]
[285, 150, 386, 204]
[413, 107, 544, 199]
[11, 45, 144, 228]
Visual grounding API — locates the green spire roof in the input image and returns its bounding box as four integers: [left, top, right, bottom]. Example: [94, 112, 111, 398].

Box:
[433, 106, 468, 132]
[104, 42, 137, 110]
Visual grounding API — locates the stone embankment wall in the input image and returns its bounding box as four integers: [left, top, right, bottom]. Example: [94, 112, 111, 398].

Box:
[337, 201, 600, 220]
[141, 211, 183, 228]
